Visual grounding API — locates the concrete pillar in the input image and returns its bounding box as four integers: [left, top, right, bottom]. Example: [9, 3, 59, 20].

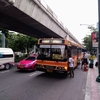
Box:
[1, 33, 5, 48]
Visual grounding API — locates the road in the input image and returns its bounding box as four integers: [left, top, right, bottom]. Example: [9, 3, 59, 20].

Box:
[0, 66, 87, 100]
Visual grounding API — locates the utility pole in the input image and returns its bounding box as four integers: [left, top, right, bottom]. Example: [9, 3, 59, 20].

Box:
[96, 0, 100, 82]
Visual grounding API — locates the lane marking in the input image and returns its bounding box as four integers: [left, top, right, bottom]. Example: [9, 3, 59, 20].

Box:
[0, 70, 10, 74]
[29, 72, 36, 76]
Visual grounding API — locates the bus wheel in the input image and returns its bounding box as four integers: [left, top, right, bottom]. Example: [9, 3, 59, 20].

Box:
[5, 64, 10, 70]
[63, 71, 68, 77]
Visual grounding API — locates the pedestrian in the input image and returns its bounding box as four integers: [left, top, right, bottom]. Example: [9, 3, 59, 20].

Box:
[89, 53, 95, 68]
[81, 52, 88, 69]
[86, 51, 90, 62]
[95, 62, 98, 67]
[77, 58, 80, 66]
[68, 55, 74, 78]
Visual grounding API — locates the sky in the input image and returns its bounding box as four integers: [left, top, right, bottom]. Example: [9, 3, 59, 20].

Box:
[43, 0, 98, 43]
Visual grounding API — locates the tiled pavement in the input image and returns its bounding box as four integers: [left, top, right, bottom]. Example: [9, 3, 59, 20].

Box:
[84, 58, 100, 100]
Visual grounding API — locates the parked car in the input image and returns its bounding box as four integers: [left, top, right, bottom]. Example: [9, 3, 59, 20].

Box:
[0, 48, 14, 70]
[17, 55, 37, 71]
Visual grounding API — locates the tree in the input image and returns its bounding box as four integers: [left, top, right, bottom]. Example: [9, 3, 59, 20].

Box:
[82, 34, 91, 51]
[6, 32, 37, 53]
[1, 29, 9, 37]
[0, 29, 38, 53]
[82, 25, 98, 52]
[0, 28, 9, 47]
[87, 25, 97, 32]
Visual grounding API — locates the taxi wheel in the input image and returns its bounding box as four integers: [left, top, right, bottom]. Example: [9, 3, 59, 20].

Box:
[33, 65, 36, 71]
[5, 64, 10, 70]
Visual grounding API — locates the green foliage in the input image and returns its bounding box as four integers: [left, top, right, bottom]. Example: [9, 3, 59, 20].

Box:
[82, 35, 91, 51]
[0, 28, 9, 37]
[0, 29, 38, 53]
[88, 26, 97, 32]
[15, 54, 27, 62]
[6, 32, 38, 53]
[82, 26, 98, 52]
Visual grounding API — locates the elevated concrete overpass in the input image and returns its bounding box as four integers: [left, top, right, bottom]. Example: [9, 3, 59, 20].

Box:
[0, 0, 81, 45]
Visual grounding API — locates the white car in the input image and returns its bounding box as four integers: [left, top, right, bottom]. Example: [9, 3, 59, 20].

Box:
[0, 48, 14, 70]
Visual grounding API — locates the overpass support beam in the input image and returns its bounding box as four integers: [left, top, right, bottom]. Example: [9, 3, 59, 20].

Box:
[1, 33, 5, 48]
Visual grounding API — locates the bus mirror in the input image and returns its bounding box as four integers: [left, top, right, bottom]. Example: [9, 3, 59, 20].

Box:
[36, 44, 39, 48]
[65, 46, 68, 50]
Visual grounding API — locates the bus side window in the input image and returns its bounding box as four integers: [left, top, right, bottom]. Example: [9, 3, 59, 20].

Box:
[63, 46, 68, 60]
[64, 50, 67, 59]
[67, 47, 71, 57]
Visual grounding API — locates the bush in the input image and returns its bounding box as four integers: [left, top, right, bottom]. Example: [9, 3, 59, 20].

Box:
[15, 53, 29, 62]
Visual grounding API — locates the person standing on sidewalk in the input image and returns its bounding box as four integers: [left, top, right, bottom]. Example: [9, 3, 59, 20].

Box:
[68, 55, 74, 78]
[81, 52, 89, 69]
[89, 53, 95, 68]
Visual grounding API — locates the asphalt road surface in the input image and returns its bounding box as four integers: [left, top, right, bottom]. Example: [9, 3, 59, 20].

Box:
[0, 65, 87, 100]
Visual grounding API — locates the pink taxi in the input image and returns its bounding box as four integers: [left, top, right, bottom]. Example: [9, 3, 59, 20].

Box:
[17, 56, 37, 71]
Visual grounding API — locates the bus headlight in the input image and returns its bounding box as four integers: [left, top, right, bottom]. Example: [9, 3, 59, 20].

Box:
[57, 66, 68, 70]
[64, 67, 68, 70]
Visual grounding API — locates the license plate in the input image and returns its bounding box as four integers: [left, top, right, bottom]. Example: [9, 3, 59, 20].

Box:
[20, 66, 24, 68]
[47, 69, 53, 73]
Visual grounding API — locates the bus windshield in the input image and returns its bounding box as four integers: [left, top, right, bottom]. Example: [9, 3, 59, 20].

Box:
[37, 45, 68, 61]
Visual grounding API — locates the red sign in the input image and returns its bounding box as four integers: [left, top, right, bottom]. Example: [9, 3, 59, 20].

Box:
[91, 32, 98, 47]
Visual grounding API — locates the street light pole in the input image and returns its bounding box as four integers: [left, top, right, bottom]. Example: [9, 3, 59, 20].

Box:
[96, 0, 100, 82]
[80, 24, 95, 32]
[80, 24, 94, 26]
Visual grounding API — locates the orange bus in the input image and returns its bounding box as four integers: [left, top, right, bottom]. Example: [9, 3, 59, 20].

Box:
[36, 38, 83, 75]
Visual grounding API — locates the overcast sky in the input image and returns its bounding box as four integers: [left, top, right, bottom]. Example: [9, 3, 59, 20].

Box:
[44, 0, 98, 43]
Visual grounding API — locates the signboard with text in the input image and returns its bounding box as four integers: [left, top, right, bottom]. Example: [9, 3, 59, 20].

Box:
[91, 32, 98, 48]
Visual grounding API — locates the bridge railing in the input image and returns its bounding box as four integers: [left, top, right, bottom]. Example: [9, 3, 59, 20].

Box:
[35, 0, 80, 44]
[36, 0, 69, 31]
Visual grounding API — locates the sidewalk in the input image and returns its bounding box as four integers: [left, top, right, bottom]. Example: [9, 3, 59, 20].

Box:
[84, 58, 100, 100]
